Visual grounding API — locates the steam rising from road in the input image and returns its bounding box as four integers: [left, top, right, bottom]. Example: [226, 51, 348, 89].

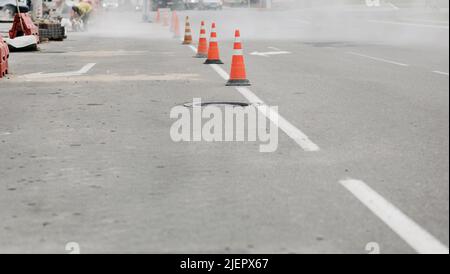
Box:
[88, 0, 449, 49]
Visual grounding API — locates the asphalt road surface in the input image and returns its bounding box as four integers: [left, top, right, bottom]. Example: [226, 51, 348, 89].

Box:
[0, 5, 448, 254]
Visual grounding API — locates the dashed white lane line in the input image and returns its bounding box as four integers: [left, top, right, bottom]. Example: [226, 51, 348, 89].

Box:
[188, 44, 320, 152]
[250, 51, 292, 57]
[347, 52, 410, 67]
[388, 2, 400, 10]
[340, 179, 449, 254]
[433, 71, 449, 76]
[368, 19, 450, 30]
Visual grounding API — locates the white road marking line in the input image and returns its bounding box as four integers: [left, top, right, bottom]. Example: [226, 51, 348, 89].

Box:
[237, 86, 320, 152]
[294, 19, 312, 25]
[207, 57, 319, 151]
[78, 63, 97, 74]
[340, 179, 450, 254]
[22, 63, 97, 79]
[433, 71, 449, 76]
[400, 19, 449, 25]
[347, 52, 409, 67]
[368, 19, 449, 30]
[0, 132, 11, 136]
[250, 51, 292, 57]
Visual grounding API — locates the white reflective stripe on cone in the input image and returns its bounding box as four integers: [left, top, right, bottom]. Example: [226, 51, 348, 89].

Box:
[233, 49, 244, 56]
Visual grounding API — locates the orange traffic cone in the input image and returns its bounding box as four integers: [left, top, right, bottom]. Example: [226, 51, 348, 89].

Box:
[162, 11, 169, 27]
[204, 22, 223, 64]
[182, 16, 193, 45]
[155, 9, 161, 24]
[173, 13, 181, 38]
[195, 21, 208, 58]
[226, 30, 250, 86]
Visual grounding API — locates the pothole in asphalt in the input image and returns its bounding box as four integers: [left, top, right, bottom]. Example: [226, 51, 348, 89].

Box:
[182, 101, 251, 108]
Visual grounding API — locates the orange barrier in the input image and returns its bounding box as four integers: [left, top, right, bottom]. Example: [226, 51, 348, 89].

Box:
[226, 30, 250, 86]
[195, 21, 208, 58]
[204, 22, 223, 64]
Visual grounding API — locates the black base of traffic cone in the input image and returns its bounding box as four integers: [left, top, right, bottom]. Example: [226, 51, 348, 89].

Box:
[204, 59, 224, 65]
[226, 79, 251, 86]
[195, 53, 208, 58]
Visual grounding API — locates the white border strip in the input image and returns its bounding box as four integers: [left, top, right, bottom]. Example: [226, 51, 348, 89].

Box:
[340, 178, 449, 254]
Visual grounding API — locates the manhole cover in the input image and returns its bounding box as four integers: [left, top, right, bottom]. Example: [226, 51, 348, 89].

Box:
[183, 101, 250, 108]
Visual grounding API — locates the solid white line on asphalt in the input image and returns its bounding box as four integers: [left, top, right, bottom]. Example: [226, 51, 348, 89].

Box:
[0, 132, 11, 136]
[340, 179, 450, 254]
[208, 61, 320, 151]
[433, 71, 449, 76]
[347, 52, 409, 67]
[368, 19, 450, 30]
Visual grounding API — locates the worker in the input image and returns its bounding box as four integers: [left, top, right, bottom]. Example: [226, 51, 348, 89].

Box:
[72, 1, 93, 31]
